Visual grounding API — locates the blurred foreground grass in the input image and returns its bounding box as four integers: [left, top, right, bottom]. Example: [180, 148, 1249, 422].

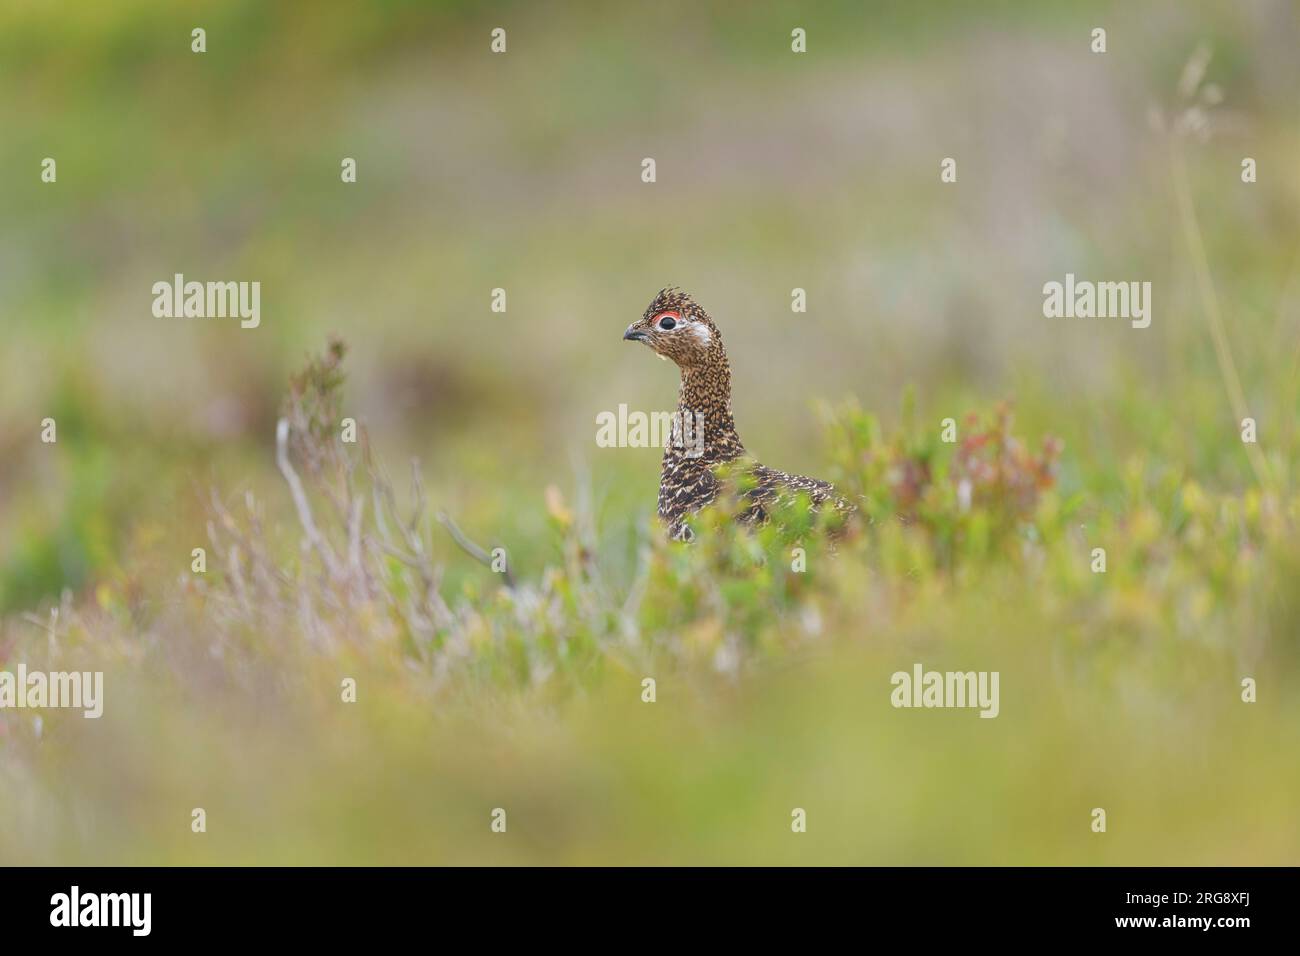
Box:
[2, 342, 1298, 865]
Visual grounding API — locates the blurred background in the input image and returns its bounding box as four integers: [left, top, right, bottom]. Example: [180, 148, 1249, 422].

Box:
[1, 0, 1298, 865]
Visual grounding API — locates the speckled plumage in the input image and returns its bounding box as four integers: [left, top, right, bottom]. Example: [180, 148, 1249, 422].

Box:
[623, 288, 854, 540]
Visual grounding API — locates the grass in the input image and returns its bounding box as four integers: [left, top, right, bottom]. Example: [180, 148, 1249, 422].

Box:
[2, 334, 1297, 864]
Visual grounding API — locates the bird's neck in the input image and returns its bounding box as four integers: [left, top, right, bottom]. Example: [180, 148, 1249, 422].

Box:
[674, 354, 743, 461]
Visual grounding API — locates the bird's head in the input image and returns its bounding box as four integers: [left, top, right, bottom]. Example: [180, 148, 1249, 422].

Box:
[623, 287, 723, 369]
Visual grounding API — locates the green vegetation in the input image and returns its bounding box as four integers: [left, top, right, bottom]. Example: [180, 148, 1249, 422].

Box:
[1, 0, 1297, 864]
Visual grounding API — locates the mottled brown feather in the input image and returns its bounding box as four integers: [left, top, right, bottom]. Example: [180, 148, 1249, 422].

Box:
[625, 288, 855, 540]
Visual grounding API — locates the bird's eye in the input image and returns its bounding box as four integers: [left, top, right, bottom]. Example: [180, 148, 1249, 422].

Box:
[656, 313, 678, 330]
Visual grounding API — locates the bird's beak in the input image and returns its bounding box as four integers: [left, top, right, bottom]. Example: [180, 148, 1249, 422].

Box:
[624, 325, 648, 343]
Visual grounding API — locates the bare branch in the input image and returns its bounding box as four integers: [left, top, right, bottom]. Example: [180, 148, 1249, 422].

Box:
[276, 417, 344, 580]
[435, 511, 516, 589]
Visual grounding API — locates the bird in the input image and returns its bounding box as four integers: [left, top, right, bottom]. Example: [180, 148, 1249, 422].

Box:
[623, 287, 854, 541]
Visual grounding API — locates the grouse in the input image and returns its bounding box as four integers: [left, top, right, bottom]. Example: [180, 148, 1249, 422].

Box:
[623, 287, 853, 541]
